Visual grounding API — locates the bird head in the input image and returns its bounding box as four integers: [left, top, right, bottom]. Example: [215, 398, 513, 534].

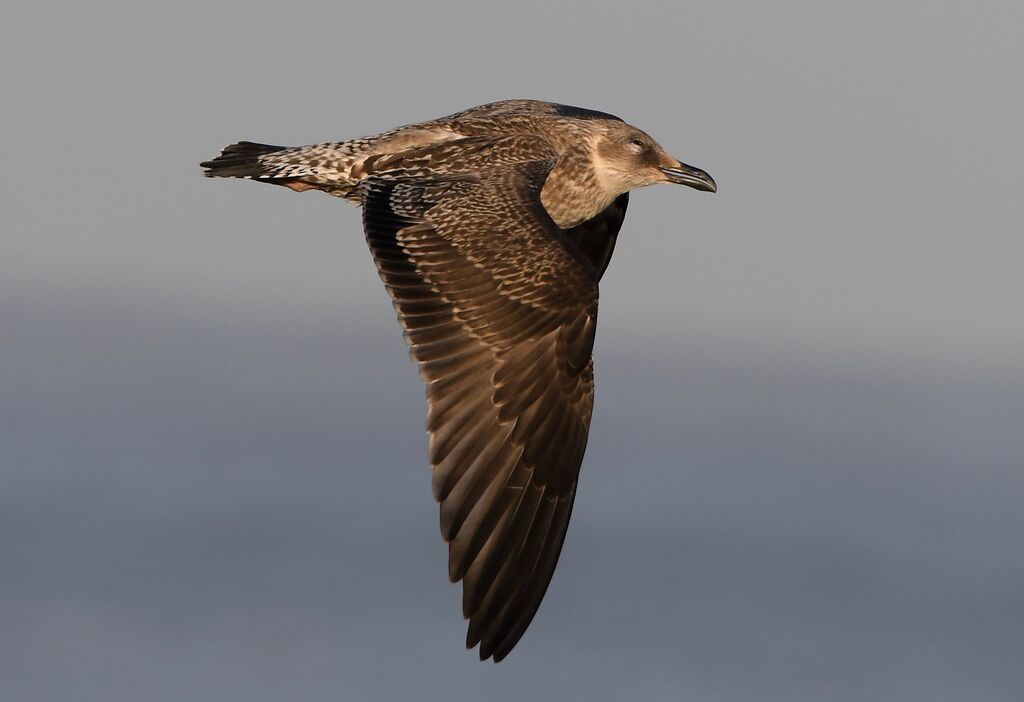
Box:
[593, 122, 716, 194]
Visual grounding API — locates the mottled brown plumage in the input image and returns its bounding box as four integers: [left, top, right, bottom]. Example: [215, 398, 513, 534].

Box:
[201, 99, 715, 661]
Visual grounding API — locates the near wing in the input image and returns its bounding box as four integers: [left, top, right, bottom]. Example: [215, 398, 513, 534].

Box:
[361, 161, 600, 661]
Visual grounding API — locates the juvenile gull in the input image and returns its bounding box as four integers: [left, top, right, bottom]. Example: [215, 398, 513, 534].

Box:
[201, 99, 716, 661]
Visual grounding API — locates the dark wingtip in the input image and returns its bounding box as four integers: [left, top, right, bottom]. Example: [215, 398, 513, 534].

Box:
[550, 103, 623, 122]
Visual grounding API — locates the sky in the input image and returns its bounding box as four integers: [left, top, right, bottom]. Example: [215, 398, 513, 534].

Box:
[2, 2, 1023, 700]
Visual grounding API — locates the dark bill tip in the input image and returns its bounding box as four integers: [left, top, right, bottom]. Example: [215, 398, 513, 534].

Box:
[660, 162, 717, 193]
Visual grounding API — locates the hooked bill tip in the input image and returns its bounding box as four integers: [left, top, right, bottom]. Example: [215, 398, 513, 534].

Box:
[660, 163, 716, 193]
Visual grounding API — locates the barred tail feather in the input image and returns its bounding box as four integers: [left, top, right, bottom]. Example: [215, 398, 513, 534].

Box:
[200, 141, 290, 179]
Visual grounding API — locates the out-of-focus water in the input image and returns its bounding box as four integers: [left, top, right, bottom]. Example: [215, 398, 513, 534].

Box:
[3, 298, 1021, 702]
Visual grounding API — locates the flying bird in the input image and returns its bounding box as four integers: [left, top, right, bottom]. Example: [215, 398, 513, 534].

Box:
[201, 99, 716, 661]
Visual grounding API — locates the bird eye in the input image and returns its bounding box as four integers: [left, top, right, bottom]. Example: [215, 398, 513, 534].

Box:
[628, 138, 645, 151]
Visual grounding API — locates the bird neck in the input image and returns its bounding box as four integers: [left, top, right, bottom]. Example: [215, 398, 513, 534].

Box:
[541, 147, 618, 228]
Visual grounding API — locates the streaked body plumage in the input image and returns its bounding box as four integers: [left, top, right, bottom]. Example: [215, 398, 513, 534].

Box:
[201, 99, 715, 661]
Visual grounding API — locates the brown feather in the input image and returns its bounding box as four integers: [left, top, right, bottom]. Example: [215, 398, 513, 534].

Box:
[360, 154, 601, 660]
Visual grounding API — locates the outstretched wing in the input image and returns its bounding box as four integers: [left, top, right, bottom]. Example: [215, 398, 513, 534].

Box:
[362, 160, 599, 661]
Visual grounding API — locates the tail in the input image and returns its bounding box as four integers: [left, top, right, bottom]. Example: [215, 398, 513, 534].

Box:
[200, 141, 290, 179]
[200, 140, 356, 195]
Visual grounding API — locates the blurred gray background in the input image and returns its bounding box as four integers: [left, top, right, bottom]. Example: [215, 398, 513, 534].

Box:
[3, 2, 1023, 700]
